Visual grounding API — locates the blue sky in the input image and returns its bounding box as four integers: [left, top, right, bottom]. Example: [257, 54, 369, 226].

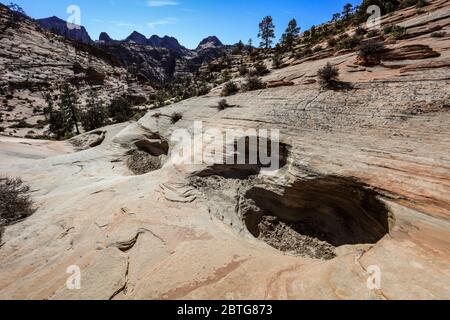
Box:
[5, 0, 362, 49]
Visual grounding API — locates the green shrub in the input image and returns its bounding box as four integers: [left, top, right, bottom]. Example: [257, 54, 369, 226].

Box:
[431, 31, 446, 38]
[302, 46, 313, 56]
[220, 70, 232, 84]
[242, 76, 266, 92]
[0, 177, 35, 242]
[217, 99, 231, 111]
[399, 0, 423, 9]
[327, 37, 337, 47]
[239, 65, 249, 76]
[318, 62, 340, 89]
[108, 97, 133, 123]
[272, 53, 283, 69]
[9, 119, 34, 129]
[358, 40, 386, 57]
[416, 0, 428, 7]
[221, 81, 239, 97]
[383, 25, 394, 34]
[337, 35, 362, 50]
[389, 26, 406, 40]
[48, 110, 66, 139]
[170, 112, 183, 124]
[366, 30, 380, 38]
[81, 91, 106, 131]
[196, 83, 211, 96]
[249, 61, 270, 77]
[150, 90, 168, 108]
[355, 26, 367, 37]
[295, 46, 313, 59]
[313, 45, 323, 53]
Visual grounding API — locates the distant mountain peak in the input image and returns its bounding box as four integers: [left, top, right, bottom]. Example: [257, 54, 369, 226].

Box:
[129, 30, 144, 36]
[125, 31, 148, 45]
[197, 36, 223, 50]
[148, 34, 186, 53]
[37, 16, 93, 44]
[99, 32, 113, 43]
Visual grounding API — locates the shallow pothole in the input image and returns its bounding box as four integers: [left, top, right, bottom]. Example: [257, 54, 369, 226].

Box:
[256, 216, 337, 260]
[126, 137, 169, 175]
[193, 136, 291, 179]
[126, 150, 163, 175]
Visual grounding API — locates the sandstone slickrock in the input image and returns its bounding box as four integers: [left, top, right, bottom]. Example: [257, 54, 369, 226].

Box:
[0, 0, 449, 300]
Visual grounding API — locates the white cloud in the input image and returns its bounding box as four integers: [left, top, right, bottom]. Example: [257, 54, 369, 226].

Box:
[116, 22, 136, 27]
[110, 20, 138, 28]
[147, 17, 177, 29]
[147, 1, 179, 7]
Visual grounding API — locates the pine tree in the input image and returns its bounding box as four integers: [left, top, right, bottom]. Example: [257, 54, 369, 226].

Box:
[258, 16, 275, 49]
[59, 84, 80, 135]
[234, 40, 245, 54]
[81, 90, 106, 132]
[43, 93, 53, 120]
[7, 3, 26, 15]
[247, 38, 253, 53]
[342, 3, 354, 20]
[281, 19, 300, 50]
[332, 13, 341, 22]
[48, 109, 65, 139]
[272, 51, 283, 69]
[108, 97, 133, 122]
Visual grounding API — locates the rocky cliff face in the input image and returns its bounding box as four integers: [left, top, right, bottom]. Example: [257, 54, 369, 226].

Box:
[37, 16, 93, 44]
[36, 16, 231, 87]
[0, 4, 153, 138]
[148, 35, 188, 54]
[97, 42, 180, 85]
[0, 0, 449, 300]
[96, 33, 231, 86]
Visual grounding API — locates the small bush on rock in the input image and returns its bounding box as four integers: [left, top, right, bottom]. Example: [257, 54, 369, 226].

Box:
[0, 177, 35, 242]
[272, 52, 283, 69]
[358, 40, 386, 57]
[366, 30, 380, 38]
[337, 35, 362, 50]
[170, 112, 183, 124]
[221, 81, 239, 97]
[249, 61, 270, 77]
[318, 63, 340, 89]
[327, 37, 337, 48]
[431, 31, 446, 38]
[242, 76, 266, 92]
[217, 99, 231, 111]
[386, 25, 407, 40]
[239, 65, 249, 76]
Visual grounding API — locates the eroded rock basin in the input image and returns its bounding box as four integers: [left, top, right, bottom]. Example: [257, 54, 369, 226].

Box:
[191, 168, 394, 260]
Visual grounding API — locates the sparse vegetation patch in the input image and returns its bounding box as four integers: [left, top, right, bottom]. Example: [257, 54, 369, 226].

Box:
[318, 62, 340, 89]
[0, 177, 35, 242]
